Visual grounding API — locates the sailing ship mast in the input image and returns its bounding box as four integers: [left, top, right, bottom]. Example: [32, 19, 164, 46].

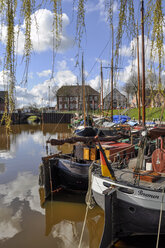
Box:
[141, 0, 145, 126]
[82, 53, 86, 127]
[137, 21, 141, 123]
[100, 62, 104, 115]
[110, 23, 114, 122]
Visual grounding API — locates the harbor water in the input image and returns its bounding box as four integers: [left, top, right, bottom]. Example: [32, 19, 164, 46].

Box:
[0, 123, 165, 248]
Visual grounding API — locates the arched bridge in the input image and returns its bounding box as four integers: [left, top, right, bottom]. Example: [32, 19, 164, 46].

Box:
[19, 112, 41, 123]
[0, 112, 73, 124]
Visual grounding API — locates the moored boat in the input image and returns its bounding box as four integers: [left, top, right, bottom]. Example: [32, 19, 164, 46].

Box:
[74, 125, 98, 137]
[39, 133, 134, 200]
[39, 151, 92, 199]
[90, 127, 165, 247]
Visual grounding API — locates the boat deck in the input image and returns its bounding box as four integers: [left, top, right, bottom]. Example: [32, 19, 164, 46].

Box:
[114, 168, 165, 191]
[94, 162, 165, 191]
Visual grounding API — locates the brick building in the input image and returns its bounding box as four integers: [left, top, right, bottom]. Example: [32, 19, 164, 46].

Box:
[56, 85, 100, 111]
[104, 88, 127, 109]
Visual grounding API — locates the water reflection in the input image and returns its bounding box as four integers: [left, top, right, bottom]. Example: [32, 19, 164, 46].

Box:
[0, 126, 10, 151]
[0, 171, 44, 242]
[0, 205, 22, 241]
[2, 123, 163, 247]
[0, 163, 5, 174]
[0, 124, 72, 160]
[39, 188, 104, 248]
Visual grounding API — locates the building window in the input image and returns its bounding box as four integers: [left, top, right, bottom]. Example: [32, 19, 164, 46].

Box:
[71, 96, 77, 102]
[94, 96, 98, 101]
[59, 104, 62, 109]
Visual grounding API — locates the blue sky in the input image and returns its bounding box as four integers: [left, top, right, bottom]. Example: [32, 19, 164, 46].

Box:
[0, 0, 163, 108]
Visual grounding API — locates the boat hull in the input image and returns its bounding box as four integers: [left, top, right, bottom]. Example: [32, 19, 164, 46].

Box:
[40, 158, 90, 199]
[51, 159, 89, 191]
[92, 173, 165, 236]
[74, 126, 97, 137]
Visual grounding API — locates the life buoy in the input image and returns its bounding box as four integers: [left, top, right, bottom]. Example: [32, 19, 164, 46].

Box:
[152, 148, 165, 173]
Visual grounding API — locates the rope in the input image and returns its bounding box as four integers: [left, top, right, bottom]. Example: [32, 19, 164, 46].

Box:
[156, 188, 165, 248]
[78, 203, 89, 248]
[85, 39, 110, 81]
[85, 161, 96, 209]
[78, 162, 95, 248]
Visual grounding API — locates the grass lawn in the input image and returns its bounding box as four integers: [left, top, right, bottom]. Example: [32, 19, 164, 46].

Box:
[90, 107, 165, 121]
[60, 107, 165, 121]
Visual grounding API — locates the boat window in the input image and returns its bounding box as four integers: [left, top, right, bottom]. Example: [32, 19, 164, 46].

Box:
[128, 206, 136, 213]
[103, 182, 111, 188]
[118, 187, 134, 194]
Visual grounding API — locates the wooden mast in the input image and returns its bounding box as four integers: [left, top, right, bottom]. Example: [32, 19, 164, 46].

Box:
[141, 0, 145, 126]
[82, 53, 86, 127]
[137, 21, 141, 123]
[101, 62, 103, 115]
[110, 23, 114, 122]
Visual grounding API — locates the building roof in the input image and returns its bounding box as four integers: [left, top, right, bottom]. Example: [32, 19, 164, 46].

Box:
[104, 88, 127, 100]
[56, 85, 99, 97]
[0, 91, 8, 100]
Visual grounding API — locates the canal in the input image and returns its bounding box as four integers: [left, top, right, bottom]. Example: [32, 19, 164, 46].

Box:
[0, 123, 165, 248]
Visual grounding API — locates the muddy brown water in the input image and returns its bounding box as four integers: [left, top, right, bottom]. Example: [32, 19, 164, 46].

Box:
[0, 123, 165, 248]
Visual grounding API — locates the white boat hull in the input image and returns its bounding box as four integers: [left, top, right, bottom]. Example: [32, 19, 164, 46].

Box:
[92, 173, 165, 236]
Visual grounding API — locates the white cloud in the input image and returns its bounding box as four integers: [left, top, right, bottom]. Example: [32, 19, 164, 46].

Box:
[13, 67, 106, 108]
[116, 34, 163, 85]
[86, 0, 118, 22]
[118, 63, 135, 83]
[15, 86, 36, 108]
[10, 66, 77, 108]
[88, 75, 100, 91]
[55, 70, 77, 87]
[57, 60, 67, 70]
[28, 72, 34, 79]
[0, 9, 73, 55]
[37, 69, 52, 78]
[120, 35, 159, 64]
[0, 71, 10, 90]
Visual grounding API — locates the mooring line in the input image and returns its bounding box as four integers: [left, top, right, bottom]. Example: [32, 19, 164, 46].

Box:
[78, 162, 95, 248]
[156, 188, 164, 248]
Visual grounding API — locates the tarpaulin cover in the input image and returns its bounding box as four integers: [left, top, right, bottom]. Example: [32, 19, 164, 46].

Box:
[113, 115, 131, 124]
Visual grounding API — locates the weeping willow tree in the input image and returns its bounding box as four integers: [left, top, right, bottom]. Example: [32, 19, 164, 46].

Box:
[0, 0, 164, 131]
[0, 0, 63, 131]
[107, 0, 164, 109]
[146, 0, 165, 106]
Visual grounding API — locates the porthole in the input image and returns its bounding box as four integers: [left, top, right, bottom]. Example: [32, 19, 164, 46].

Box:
[128, 206, 136, 213]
